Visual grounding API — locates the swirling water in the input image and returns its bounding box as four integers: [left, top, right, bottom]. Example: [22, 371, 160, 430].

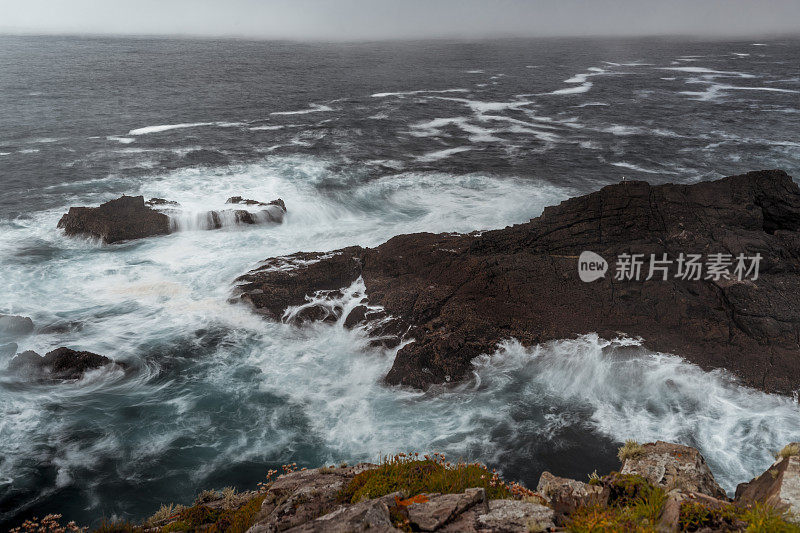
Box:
[0, 35, 799, 527]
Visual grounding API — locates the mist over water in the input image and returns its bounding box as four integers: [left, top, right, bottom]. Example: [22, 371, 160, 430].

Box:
[1, 35, 799, 527]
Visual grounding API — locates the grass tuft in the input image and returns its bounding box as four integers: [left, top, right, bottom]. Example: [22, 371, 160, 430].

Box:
[777, 443, 800, 460]
[146, 503, 185, 526]
[337, 452, 515, 503]
[617, 440, 645, 463]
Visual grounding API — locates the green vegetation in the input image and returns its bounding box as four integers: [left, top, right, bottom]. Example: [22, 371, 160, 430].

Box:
[568, 474, 666, 532]
[617, 440, 645, 462]
[160, 494, 266, 533]
[337, 452, 515, 503]
[740, 502, 800, 533]
[777, 443, 800, 460]
[147, 503, 186, 526]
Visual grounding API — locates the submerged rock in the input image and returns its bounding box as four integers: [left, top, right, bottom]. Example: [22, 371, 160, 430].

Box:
[735, 443, 800, 521]
[57, 195, 170, 243]
[0, 314, 34, 339]
[235, 169, 800, 393]
[7, 347, 123, 380]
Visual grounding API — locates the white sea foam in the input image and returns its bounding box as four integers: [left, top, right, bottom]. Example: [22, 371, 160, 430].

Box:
[107, 136, 135, 144]
[270, 104, 333, 116]
[249, 125, 285, 131]
[680, 81, 800, 101]
[128, 122, 245, 136]
[415, 146, 472, 162]
[574, 101, 609, 107]
[659, 67, 756, 78]
[370, 88, 469, 98]
[611, 161, 662, 174]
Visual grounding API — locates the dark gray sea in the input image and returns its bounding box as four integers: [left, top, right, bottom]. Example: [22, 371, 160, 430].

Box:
[1, 35, 798, 528]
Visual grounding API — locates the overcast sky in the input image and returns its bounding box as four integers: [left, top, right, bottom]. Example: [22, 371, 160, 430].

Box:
[1, 0, 799, 40]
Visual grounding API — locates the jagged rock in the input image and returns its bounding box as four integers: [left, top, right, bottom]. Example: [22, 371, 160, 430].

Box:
[735, 444, 800, 521]
[621, 441, 727, 499]
[537, 471, 607, 517]
[287, 493, 402, 532]
[57, 195, 170, 243]
[145, 197, 180, 207]
[475, 499, 555, 532]
[247, 464, 376, 533]
[234, 250, 363, 320]
[234, 170, 800, 393]
[7, 347, 122, 380]
[227, 197, 287, 212]
[344, 305, 369, 329]
[0, 314, 34, 338]
[404, 489, 486, 531]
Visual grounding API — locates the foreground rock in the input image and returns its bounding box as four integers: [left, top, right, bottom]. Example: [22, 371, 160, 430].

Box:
[735, 443, 800, 521]
[537, 471, 607, 516]
[59, 195, 286, 243]
[621, 441, 727, 499]
[57, 195, 170, 243]
[234, 170, 800, 393]
[23, 440, 800, 532]
[7, 347, 123, 380]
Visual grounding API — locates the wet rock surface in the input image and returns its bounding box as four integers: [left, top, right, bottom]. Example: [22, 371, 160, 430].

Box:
[7, 347, 123, 380]
[235, 170, 800, 393]
[57, 195, 171, 243]
[59, 195, 287, 243]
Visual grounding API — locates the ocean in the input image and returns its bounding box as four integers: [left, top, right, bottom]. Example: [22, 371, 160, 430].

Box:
[0, 35, 798, 528]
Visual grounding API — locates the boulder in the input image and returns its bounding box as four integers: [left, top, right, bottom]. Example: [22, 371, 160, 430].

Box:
[475, 499, 555, 532]
[735, 443, 800, 521]
[288, 493, 402, 532]
[7, 347, 121, 380]
[404, 489, 486, 531]
[620, 441, 727, 499]
[247, 464, 376, 533]
[234, 170, 800, 394]
[537, 471, 607, 516]
[57, 195, 170, 243]
[0, 314, 34, 339]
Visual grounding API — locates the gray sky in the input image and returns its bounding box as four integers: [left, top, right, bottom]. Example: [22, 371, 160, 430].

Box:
[1, 0, 799, 40]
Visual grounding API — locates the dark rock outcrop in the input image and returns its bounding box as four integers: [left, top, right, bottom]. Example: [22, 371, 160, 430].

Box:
[227, 196, 287, 211]
[7, 347, 123, 380]
[59, 195, 287, 243]
[57, 195, 170, 243]
[145, 198, 180, 207]
[234, 170, 800, 393]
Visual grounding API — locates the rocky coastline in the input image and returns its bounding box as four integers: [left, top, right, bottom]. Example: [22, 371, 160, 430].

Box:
[13, 440, 800, 532]
[233, 169, 800, 395]
[6, 169, 800, 532]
